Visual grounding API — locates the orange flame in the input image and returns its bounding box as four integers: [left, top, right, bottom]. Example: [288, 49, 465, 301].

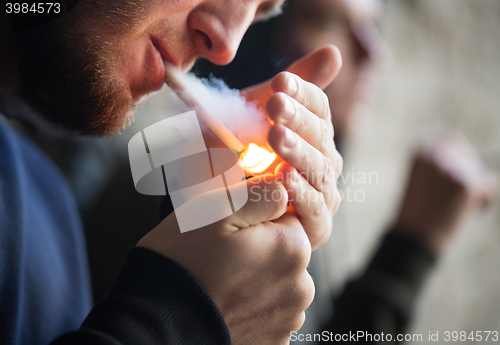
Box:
[240, 143, 277, 174]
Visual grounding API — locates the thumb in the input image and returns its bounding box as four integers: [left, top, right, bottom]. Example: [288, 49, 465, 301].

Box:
[226, 174, 289, 230]
[287, 44, 343, 89]
[243, 44, 342, 105]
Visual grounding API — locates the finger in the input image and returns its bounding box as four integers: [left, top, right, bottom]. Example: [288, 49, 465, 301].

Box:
[286, 44, 343, 89]
[243, 45, 342, 106]
[226, 174, 289, 230]
[266, 92, 334, 153]
[268, 124, 342, 193]
[271, 72, 332, 128]
[276, 162, 339, 250]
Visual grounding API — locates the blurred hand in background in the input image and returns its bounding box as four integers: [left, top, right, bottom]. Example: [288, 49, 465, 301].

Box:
[395, 133, 497, 255]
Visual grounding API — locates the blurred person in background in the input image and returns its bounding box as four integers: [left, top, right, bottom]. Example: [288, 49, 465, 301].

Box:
[195, 0, 497, 342]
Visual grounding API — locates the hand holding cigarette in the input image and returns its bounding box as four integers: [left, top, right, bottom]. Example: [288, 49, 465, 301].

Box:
[139, 171, 313, 345]
[139, 45, 345, 344]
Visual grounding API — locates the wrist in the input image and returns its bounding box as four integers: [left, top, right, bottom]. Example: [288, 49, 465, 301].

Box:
[391, 221, 445, 256]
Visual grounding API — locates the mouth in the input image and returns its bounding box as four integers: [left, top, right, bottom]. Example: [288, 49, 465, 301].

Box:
[125, 38, 174, 102]
[128, 38, 194, 102]
[149, 38, 177, 93]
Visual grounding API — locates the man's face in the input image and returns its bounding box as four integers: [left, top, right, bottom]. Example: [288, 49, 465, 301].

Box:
[14, 0, 284, 136]
[276, 0, 382, 139]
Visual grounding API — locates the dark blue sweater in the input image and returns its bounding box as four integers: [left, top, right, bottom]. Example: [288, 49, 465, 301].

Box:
[0, 116, 92, 345]
[0, 114, 232, 345]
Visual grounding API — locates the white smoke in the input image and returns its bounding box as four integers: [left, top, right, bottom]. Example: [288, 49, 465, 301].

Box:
[165, 71, 271, 148]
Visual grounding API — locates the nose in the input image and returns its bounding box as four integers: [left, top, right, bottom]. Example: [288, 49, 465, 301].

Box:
[188, 3, 255, 65]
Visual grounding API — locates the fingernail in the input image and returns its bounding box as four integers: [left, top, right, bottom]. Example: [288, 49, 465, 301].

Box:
[284, 126, 297, 148]
[282, 97, 295, 119]
[286, 74, 298, 96]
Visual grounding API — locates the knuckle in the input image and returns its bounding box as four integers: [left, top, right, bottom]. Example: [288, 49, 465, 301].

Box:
[294, 272, 315, 310]
[292, 242, 312, 272]
[280, 231, 311, 271]
[297, 240, 312, 269]
[297, 182, 313, 203]
[320, 92, 331, 119]
[303, 83, 314, 105]
[299, 147, 313, 169]
[316, 120, 332, 153]
[296, 109, 308, 134]
[319, 156, 335, 187]
[284, 311, 306, 337]
[310, 212, 333, 249]
[312, 193, 327, 217]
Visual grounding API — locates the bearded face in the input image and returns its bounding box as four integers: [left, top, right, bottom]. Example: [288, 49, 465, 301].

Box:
[15, 1, 138, 136]
[13, 0, 286, 137]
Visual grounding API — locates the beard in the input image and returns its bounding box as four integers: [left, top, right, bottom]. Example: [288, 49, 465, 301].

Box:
[14, 5, 136, 137]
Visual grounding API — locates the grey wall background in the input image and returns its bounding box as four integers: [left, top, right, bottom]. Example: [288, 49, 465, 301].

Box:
[319, 0, 500, 342]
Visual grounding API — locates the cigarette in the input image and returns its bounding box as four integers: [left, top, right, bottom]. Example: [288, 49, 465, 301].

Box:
[164, 63, 247, 158]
